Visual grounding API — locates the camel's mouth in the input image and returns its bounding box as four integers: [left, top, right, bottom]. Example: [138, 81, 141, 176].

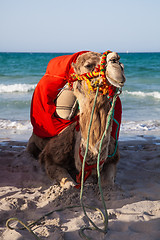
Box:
[105, 52, 126, 89]
[106, 74, 125, 88]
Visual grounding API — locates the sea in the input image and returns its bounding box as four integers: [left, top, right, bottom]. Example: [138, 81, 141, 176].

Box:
[0, 52, 160, 142]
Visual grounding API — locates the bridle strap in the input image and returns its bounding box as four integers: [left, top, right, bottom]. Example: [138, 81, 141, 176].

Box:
[68, 50, 117, 96]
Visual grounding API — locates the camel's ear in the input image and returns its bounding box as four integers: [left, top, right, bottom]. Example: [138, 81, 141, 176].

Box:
[71, 62, 78, 73]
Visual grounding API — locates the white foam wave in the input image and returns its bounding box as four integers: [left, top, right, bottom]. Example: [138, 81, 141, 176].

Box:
[123, 90, 160, 99]
[1, 119, 160, 135]
[0, 83, 36, 93]
[121, 120, 160, 134]
[0, 119, 32, 130]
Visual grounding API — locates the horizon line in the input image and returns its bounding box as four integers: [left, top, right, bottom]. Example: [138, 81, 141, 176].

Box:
[0, 51, 160, 54]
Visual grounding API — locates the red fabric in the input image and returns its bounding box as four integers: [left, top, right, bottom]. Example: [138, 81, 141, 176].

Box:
[31, 51, 122, 140]
[75, 148, 104, 189]
[31, 51, 88, 138]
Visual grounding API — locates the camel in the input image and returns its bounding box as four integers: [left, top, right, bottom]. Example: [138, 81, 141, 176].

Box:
[27, 51, 126, 188]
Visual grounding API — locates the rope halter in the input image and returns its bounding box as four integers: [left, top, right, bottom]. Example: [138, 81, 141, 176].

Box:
[68, 50, 118, 97]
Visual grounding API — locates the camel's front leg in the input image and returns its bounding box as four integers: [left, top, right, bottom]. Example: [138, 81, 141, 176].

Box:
[100, 163, 117, 187]
[39, 145, 76, 189]
[45, 162, 75, 189]
[39, 123, 77, 188]
[100, 136, 120, 187]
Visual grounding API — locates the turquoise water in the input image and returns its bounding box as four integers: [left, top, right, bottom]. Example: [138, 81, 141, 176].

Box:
[0, 52, 160, 140]
[120, 53, 160, 121]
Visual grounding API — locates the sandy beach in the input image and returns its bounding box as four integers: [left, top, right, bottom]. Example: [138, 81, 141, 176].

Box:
[0, 137, 160, 240]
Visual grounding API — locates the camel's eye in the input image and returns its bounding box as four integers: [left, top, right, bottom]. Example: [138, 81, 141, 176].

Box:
[85, 63, 95, 70]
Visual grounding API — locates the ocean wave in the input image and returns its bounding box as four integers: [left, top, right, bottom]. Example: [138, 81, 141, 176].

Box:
[123, 90, 160, 99]
[121, 120, 160, 134]
[0, 119, 32, 130]
[1, 119, 160, 136]
[0, 83, 36, 93]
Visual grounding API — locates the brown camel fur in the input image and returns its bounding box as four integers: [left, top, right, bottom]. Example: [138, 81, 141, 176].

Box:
[27, 51, 126, 188]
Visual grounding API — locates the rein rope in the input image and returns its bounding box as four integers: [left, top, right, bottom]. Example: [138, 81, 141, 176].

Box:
[68, 50, 117, 96]
[79, 87, 120, 239]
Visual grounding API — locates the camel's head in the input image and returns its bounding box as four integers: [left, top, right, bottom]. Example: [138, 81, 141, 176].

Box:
[71, 51, 126, 95]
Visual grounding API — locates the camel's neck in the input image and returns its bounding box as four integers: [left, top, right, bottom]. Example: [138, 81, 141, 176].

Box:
[78, 94, 111, 153]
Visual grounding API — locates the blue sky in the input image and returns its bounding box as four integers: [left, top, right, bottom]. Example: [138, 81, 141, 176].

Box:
[0, 0, 160, 52]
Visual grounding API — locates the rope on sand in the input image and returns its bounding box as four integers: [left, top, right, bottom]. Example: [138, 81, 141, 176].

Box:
[6, 205, 107, 240]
